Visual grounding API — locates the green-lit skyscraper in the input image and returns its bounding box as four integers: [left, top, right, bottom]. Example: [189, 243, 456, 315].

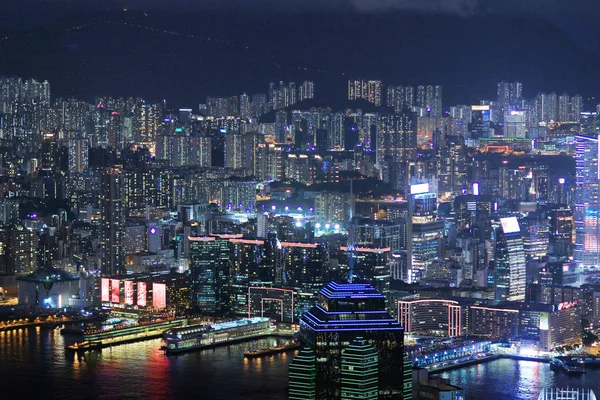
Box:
[402, 355, 413, 400]
[341, 338, 379, 400]
[289, 347, 317, 400]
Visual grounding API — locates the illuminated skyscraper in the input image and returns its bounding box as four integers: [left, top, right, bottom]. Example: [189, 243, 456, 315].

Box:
[108, 111, 123, 150]
[470, 105, 491, 138]
[288, 347, 317, 400]
[570, 94, 583, 123]
[340, 338, 379, 400]
[100, 167, 126, 276]
[68, 136, 89, 173]
[549, 205, 573, 258]
[299, 81, 315, 102]
[239, 93, 251, 119]
[574, 135, 600, 268]
[558, 94, 570, 122]
[348, 80, 382, 106]
[497, 81, 522, 113]
[299, 281, 404, 399]
[189, 236, 231, 315]
[492, 217, 526, 302]
[408, 185, 444, 283]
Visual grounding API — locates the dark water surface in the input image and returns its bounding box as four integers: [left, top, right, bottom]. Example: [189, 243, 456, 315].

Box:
[2, 327, 599, 399]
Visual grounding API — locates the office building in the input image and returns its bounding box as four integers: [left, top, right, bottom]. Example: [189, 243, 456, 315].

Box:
[340, 338, 379, 400]
[574, 135, 600, 268]
[493, 217, 526, 302]
[408, 186, 444, 283]
[289, 347, 317, 400]
[299, 281, 404, 399]
[503, 111, 526, 138]
[100, 167, 126, 276]
[470, 105, 491, 138]
[469, 305, 520, 339]
[397, 299, 462, 337]
[189, 236, 231, 315]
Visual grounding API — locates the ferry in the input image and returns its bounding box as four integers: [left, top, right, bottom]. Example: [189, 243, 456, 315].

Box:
[65, 341, 103, 353]
[244, 341, 301, 358]
[163, 317, 272, 354]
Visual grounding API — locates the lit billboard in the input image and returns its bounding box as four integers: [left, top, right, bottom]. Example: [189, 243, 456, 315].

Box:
[152, 283, 166, 309]
[124, 280, 134, 305]
[410, 183, 429, 195]
[101, 278, 110, 302]
[500, 217, 520, 234]
[137, 282, 147, 307]
[111, 279, 120, 303]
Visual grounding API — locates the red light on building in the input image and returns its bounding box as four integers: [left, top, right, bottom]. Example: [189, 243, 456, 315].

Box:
[152, 283, 166, 309]
[137, 282, 147, 307]
[280, 241, 318, 249]
[101, 278, 110, 302]
[486, 145, 510, 153]
[229, 239, 265, 245]
[111, 279, 120, 303]
[124, 280, 134, 305]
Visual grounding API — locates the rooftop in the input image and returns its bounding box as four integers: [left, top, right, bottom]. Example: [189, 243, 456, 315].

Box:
[17, 266, 80, 283]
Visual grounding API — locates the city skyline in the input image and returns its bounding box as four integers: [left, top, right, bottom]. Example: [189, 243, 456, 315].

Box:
[3, 4, 600, 399]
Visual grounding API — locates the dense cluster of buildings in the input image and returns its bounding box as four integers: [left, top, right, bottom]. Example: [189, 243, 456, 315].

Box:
[2, 75, 600, 398]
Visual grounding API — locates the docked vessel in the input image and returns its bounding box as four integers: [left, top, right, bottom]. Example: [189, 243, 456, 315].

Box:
[163, 317, 272, 354]
[550, 357, 586, 375]
[244, 341, 301, 358]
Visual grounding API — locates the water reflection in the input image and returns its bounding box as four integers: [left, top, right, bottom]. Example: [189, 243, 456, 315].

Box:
[440, 359, 600, 399]
[0, 328, 292, 400]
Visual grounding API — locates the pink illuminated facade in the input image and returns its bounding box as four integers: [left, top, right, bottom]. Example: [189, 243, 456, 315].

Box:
[397, 298, 462, 337]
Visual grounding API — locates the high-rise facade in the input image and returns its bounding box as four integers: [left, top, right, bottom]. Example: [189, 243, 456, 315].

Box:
[470, 105, 491, 138]
[100, 167, 126, 276]
[376, 113, 417, 177]
[348, 80, 382, 106]
[340, 338, 379, 400]
[189, 236, 231, 315]
[68, 136, 89, 173]
[493, 217, 526, 302]
[408, 188, 444, 283]
[497, 81, 522, 113]
[574, 135, 600, 268]
[289, 347, 317, 400]
[298, 281, 404, 399]
[415, 85, 442, 116]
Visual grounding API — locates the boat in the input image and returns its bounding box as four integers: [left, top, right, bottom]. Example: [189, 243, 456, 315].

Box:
[66, 341, 103, 353]
[244, 342, 301, 358]
[550, 357, 586, 375]
[163, 317, 272, 354]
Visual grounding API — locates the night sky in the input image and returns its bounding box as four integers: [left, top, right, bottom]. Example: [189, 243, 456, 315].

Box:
[3, 0, 599, 47]
[1, 0, 599, 107]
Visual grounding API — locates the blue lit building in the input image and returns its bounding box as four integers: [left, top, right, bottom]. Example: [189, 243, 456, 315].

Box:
[574, 135, 600, 268]
[299, 281, 405, 399]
